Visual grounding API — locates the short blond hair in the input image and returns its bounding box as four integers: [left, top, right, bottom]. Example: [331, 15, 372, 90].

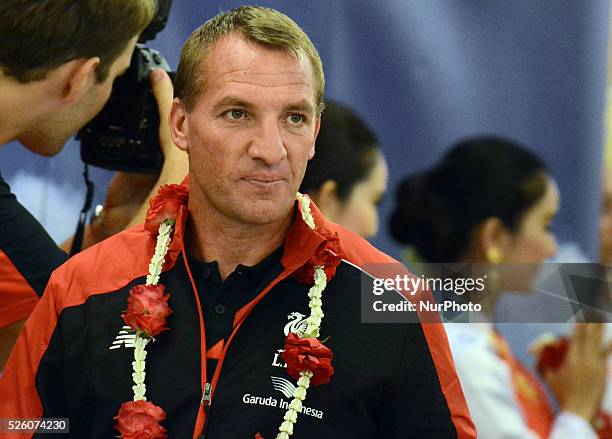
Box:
[174, 6, 325, 114]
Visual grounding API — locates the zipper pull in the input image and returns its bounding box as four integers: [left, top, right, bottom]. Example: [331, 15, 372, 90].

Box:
[201, 382, 213, 407]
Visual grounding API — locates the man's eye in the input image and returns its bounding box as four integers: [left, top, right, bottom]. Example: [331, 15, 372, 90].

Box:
[287, 114, 304, 124]
[227, 110, 246, 120]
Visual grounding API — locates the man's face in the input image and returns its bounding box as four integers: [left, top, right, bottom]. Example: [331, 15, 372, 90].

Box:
[174, 34, 320, 226]
[20, 36, 138, 156]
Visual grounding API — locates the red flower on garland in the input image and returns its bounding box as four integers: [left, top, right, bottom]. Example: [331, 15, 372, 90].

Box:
[115, 400, 167, 439]
[281, 333, 334, 386]
[144, 184, 188, 235]
[255, 434, 265, 439]
[597, 412, 612, 438]
[535, 336, 570, 376]
[294, 232, 342, 285]
[122, 284, 172, 337]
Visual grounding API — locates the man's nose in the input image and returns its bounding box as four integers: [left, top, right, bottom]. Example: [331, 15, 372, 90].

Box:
[247, 119, 288, 165]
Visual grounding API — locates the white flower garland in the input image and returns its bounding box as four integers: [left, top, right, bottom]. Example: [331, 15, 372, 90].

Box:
[131, 335, 149, 400]
[146, 220, 174, 286]
[276, 194, 327, 439]
[128, 195, 327, 437]
[131, 219, 175, 401]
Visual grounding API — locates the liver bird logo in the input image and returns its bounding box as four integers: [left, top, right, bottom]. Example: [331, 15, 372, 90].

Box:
[283, 312, 309, 336]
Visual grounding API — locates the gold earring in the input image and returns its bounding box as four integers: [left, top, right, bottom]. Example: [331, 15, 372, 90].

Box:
[485, 247, 503, 294]
[486, 247, 503, 264]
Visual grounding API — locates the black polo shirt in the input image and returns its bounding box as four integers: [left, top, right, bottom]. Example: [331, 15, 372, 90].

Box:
[187, 246, 284, 381]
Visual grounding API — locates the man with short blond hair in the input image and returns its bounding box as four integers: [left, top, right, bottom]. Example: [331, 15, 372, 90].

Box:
[1, 6, 475, 438]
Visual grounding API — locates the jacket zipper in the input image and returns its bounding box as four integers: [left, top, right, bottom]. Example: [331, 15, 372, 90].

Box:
[199, 382, 213, 438]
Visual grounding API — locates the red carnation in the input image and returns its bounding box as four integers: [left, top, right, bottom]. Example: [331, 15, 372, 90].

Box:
[597, 412, 612, 438]
[294, 233, 342, 285]
[535, 336, 570, 376]
[281, 333, 334, 386]
[122, 284, 172, 337]
[115, 400, 167, 439]
[144, 184, 188, 234]
[255, 434, 265, 439]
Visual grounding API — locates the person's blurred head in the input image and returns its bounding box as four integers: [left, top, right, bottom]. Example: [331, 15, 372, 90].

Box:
[600, 167, 612, 265]
[299, 102, 387, 238]
[0, 0, 155, 155]
[390, 136, 559, 268]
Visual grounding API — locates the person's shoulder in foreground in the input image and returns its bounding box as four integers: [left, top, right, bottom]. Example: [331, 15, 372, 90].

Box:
[0, 0, 156, 331]
[0, 0, 189, 368]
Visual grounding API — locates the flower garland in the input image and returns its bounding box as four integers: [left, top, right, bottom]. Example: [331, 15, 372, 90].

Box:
[259, 193, 339, 439]
[114, 223, 173, 439]
[114, 185, 187, 439]
[114, 187, 339, 439]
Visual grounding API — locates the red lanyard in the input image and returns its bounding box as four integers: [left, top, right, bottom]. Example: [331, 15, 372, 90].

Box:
[181, 245, 295, 439]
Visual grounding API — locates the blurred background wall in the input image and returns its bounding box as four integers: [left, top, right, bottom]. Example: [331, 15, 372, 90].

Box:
[1, 0, 609, 261]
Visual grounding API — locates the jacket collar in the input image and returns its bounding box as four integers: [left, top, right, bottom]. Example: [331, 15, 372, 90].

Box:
[281, 197, 328, 273]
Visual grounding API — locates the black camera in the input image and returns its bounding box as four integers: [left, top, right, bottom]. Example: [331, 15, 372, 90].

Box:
[78, 0, 173, 174]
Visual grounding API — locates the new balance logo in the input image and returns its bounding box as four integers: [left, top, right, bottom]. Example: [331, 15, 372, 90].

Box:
[108, 325, 136, 350]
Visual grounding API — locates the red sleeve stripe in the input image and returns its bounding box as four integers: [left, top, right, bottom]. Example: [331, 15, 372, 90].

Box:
[0, 250, 38, 328]
[327, 224, 476, 438]
[0, 281, 60, 438]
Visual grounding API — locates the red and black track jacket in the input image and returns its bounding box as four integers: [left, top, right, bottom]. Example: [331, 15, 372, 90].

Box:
[0, 173, 67, 328]
[0, 200, 476, 438]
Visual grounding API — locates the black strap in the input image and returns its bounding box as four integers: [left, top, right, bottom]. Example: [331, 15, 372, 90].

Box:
[70, 164, 95, 256]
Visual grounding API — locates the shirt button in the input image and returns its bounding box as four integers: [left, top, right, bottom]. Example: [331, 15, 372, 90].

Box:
[202, 267, 211, 278]
[214, 304, 225, 314]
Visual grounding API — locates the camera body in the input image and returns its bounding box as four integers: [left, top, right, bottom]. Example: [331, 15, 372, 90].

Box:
[78, 45, 171, 173]
[78, 0, 173, 174]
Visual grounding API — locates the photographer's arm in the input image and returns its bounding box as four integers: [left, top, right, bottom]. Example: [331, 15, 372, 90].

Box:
[59, 69, 188, 250]
[124, 68, 188, 228]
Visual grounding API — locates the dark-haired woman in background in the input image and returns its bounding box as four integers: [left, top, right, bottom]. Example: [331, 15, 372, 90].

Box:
[390, 136, 607, 438]
[300, 101, 387, 239]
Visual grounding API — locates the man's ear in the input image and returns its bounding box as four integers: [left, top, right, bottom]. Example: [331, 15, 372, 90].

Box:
[61, 57, 100, 103]
[169, 98, 189, 152]
[308, 116, 321, 160]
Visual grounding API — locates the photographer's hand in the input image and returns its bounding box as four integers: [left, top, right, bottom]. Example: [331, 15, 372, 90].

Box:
[62, 69, 188, 249]
[123, 68, 188, 228]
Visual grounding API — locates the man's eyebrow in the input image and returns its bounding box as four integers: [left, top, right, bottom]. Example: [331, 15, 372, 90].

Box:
[210, 97, 316, 115]
[284, 99, 315, 115]
[211, 96, 256, 112]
